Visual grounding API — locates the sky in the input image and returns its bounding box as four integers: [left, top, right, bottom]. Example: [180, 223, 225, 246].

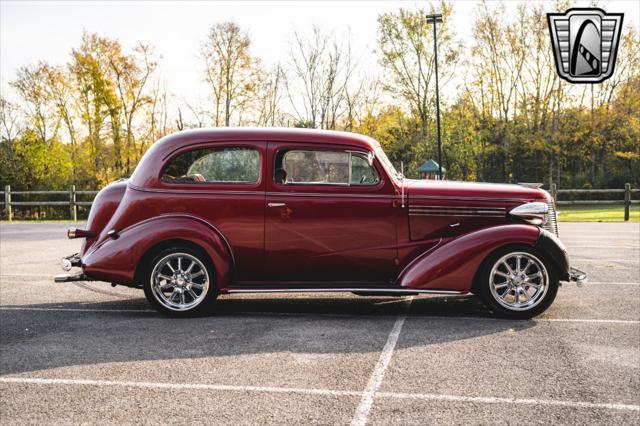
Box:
[1, 0, 639, 109]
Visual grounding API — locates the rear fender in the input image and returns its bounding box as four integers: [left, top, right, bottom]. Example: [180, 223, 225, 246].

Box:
[81, 214, 233, 288]
[397, 224, 540, 292]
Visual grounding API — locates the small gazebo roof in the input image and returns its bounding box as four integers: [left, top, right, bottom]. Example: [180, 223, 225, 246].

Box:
[418, 159, 445, 173]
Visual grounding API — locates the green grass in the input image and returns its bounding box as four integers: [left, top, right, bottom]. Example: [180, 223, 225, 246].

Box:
[558, 204, 639, 222]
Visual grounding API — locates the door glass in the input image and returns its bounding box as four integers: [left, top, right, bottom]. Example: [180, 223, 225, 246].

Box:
[283, 150, 350, 185]
[280, 150, 379, 186]
[351, 154, 380, 185]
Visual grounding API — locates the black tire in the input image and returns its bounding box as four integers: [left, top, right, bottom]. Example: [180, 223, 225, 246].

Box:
[476, 244, 559, 319]
[142, 245, 217, 317]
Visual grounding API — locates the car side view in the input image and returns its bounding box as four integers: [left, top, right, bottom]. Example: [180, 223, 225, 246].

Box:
[55, 128, 586, 318]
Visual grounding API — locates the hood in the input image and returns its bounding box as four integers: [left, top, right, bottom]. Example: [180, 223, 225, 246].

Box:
[405, 179, 550, 203]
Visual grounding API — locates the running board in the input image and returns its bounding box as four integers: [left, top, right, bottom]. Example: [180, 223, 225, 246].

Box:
[225, 288, 466, 295]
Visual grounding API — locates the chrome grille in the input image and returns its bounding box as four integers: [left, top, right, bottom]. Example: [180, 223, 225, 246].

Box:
[543, 200, 559, 236]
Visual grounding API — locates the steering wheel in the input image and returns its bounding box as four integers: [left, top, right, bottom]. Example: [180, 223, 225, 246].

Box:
[360, 175, 367, 184]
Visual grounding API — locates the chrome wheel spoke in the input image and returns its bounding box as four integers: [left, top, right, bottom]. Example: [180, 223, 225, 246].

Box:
[191, 283, 204, 290]
[186, 260, 196, 273]
[527, 272, 543, 280]
[187, 289, 199, 301]
[495, 271, 510, 279]
[502, 261, 515, 275]
[191, 271, 204, 279]
[159, 281, 174, 291]
[170, 288, 180, 302]
[494, 282, 509, 290]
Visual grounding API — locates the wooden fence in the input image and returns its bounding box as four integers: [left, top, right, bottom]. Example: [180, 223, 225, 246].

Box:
[0, 183, 638, 222]
[549, 183, 638, 221]
[1, 185, 98, 222]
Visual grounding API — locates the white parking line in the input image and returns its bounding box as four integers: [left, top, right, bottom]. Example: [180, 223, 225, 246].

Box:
[377, 391, 640, 412]
[351, 298, 413, 426]
[0, 377, 358, 397]
[540, 318, 640, 324]
[1, 377, 638, 413]
[586, 282, 639, 285]
[567, 246, 639, 249]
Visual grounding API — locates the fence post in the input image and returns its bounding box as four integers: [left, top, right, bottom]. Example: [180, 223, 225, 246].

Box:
[69, 185, 77, 222]
[4, 185, 11, 222]
[550, 183, 557, 204]
[624, 183, 631, 222]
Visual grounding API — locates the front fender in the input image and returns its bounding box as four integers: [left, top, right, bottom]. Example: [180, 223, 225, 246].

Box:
[82, 214, 233, 288]
[397, 224, 540, 292]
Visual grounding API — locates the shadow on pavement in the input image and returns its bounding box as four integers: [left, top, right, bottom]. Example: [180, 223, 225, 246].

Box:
[0, 294, 536, 376]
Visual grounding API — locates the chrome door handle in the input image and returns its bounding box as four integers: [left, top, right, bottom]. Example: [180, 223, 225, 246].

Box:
[267, 202, 286, 207]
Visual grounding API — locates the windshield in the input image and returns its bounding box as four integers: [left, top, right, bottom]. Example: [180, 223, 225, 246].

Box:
[375, 147, 401, 184]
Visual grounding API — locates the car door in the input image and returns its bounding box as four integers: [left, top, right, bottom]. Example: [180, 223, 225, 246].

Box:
[159, 141, 267, 281]
[264, 142, 398, 284]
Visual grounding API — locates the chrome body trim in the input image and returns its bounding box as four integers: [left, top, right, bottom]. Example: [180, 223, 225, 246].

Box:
[226, 288, 465, 295]
[409, 205, 506, 218]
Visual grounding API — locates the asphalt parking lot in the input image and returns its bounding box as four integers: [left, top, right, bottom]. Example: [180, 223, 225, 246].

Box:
[0, 222, 638, 425]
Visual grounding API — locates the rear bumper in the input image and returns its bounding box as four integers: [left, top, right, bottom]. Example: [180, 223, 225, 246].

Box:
[55, 252, 91, 283]
[54, 272, 93, 283]
[61, 253, 82, 271]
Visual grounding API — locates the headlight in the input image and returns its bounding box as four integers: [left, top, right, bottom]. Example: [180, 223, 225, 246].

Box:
[509, 202, 549, 226]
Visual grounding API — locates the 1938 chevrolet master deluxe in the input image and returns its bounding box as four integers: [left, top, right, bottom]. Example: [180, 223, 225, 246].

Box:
[56, 128, 586, 318]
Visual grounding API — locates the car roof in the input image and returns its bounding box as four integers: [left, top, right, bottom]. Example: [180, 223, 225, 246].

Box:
[162, 127, 379, 149]
[129, 127, 381, 187]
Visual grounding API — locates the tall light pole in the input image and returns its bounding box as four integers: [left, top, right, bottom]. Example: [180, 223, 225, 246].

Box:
[426, 13, 443, 180]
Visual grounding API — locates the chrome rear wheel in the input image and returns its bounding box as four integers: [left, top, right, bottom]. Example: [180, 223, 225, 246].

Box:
[150, 252, 210, 312]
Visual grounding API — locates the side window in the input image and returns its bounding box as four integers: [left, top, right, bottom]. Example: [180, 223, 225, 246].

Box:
[350, 153, 380, 185]
[276, 149, 379, 186]
[162, 147, 260, 184]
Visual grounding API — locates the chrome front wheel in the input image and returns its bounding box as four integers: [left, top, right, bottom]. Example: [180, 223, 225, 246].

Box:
[478, 245, 558, 319]
[148, 251, 211, 314]
[489, 252, 548, 311]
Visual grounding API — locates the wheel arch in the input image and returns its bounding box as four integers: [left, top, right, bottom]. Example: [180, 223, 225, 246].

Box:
[81, 214, 234, 288]
[134, 238, 215, 287]
[397, 224, 541, 292]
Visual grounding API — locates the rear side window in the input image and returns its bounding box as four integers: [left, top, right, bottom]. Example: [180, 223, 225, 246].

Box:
[162, 147, 260, 184]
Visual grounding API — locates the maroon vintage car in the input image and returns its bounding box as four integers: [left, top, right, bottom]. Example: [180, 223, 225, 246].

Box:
[55, 128, 586, 318]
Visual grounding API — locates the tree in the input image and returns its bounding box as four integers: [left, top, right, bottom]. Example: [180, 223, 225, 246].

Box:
[287, 26, 359, 129]
[377, 3, 460, 140]
[201, 22, 257, 126]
